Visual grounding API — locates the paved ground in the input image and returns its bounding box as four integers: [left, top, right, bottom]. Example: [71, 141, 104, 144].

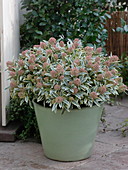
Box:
[0, 96, 128, 170]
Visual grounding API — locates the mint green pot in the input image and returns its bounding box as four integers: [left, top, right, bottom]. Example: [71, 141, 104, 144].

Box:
[33, 101, 103, 162]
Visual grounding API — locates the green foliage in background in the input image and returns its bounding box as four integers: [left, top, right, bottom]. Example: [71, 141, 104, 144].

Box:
[20, 0, 116, 49]
[120, 54, 128, 86]
[116, 18, 128, 33]
[115, 18, 128, 86]
[8, 98, 40, 140]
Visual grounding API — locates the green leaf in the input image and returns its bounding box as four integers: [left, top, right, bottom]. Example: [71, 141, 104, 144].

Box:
[116, 27, 123, 32]
[25, 96, 29, 103]
[39, 22, 46, 26]
[124, 25, 128, 33]
[72, 101, 81, 109]
[105, 13, 111, 19]
[32, 11, 38, 17]
[63, 100, 71, 108]
[52, 103, 58, 112]
[94, 101, 100, 107]
[35, 30, 43, 35]
[121, 18, 126, 26]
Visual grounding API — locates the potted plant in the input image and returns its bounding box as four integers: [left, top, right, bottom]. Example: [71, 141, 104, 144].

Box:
[6, 37, 127, 161]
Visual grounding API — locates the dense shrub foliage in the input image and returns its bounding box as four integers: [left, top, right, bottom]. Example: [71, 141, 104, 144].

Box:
[8, 98, 40, 140]
[20, 0, 116, 49]
[120, 54, 128, 86]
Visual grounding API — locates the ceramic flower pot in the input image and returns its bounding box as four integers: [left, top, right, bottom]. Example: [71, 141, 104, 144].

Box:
[33, 101, 103, 162]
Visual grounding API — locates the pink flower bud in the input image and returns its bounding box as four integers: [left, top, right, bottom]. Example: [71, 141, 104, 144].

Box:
[109, 55, 119, 62]
[111, 69, 118, 75]
[73, 88, 78, 94]
[71, 68, 79, 77]
[115, 77, 122, 83]
[22, 50, 28, 56]
[28, 59, 35, 64]
[29, 65, 35, 71]
[74, 59, 80, 65]
[46, 49, 53, 55]
[95, 57, 100, 62]
[27, 74, 32, 80]
[36, 82, 43, 88]
[6, 61, 14, 66]
[50, 70, 57, 78]
[40, 42, 47, 49]
[59, 41, 65, 47]
[18, 60, 24, 66]
[74, 78, 81, 86]
[86, 55, 92, 61]
[92, 63, 99, 71]
[59, 75, 64, 80]
[69, 81, 73, 86]
[98, 85, 107, 94]
[96, 47, 102, 53]
[104, 61, 111, 66]
[53, 54, 58, 60]
[54, 84, 61, 90]
[10, 81, 17, 88]
[18, 70, 24, 75]
[67, 47, 73, 53]
[41, 57, 47, 62]
[73, 38, 79, 42]
[56, 64, 64, 74]
[36, 50, 42, 55]
[87, 61, 93, 67]
[118, 85, 127, 92]
[43, 62, 49, 68]
[104, 71, 112, 78]
[54, 46, 60, 51]
[90, 92, 98, 99]
[79, 68, 86, 72]
[18, 92, 25, 98]
[73, 41, 79, 48]
[48, 37, 56, 45]
[96, 74, 103, 81]
[33, 45, 40, 48]
[30, 54, 36, 60]
[55, 96, 63, 103]
[10, 71, 16, 77]
[35, 64, 39, 68]
[61, 53, 67, 58]
[85, 46, 93, 52]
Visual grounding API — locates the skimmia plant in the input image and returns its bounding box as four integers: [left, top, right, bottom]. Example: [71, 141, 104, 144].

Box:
[7, 38, 127, 113]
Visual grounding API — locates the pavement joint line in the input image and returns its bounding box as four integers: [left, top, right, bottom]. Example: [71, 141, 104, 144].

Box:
[119, 104, 128, 108]
[101, 147, 128, 157]
[95, 140, 120, 146]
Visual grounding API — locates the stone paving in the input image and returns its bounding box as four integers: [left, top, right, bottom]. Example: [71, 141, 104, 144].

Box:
[0, 97, 128, 170]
